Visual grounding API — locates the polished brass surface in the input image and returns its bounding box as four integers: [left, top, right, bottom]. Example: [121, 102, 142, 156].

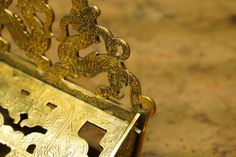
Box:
[0, 61, 136, 157]
[0, 0, 156, 156]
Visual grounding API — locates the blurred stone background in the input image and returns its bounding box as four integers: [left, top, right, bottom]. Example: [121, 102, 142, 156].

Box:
[86, 1, 236, 157]
[5, 0, 236, 157]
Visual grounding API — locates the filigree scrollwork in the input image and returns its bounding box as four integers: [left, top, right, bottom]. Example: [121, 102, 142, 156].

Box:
[0, 0, 156, 115]
[0, 0, 54, 68]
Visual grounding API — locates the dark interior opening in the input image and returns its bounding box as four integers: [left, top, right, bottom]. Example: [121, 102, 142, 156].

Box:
[20, 89, 31, 96]
[78, 122, 107, 157]
[26, 144, 36, 154]
[0, 143, 11, 157]
[0, 106, 47, 135]
[46, 102, 57, 110]
[18, 113, 28, 124]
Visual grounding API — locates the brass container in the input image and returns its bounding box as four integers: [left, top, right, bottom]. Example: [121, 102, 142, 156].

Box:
[0, 0, 156, 156]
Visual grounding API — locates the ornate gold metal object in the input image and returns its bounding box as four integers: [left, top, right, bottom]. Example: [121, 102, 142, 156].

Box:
[0, 0, 156, 156]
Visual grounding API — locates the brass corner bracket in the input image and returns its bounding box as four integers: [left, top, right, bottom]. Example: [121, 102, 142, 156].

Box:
[0, 0, 156, 156]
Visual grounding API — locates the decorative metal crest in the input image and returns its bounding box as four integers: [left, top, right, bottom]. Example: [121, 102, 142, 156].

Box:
[0, 0, 156, 115]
